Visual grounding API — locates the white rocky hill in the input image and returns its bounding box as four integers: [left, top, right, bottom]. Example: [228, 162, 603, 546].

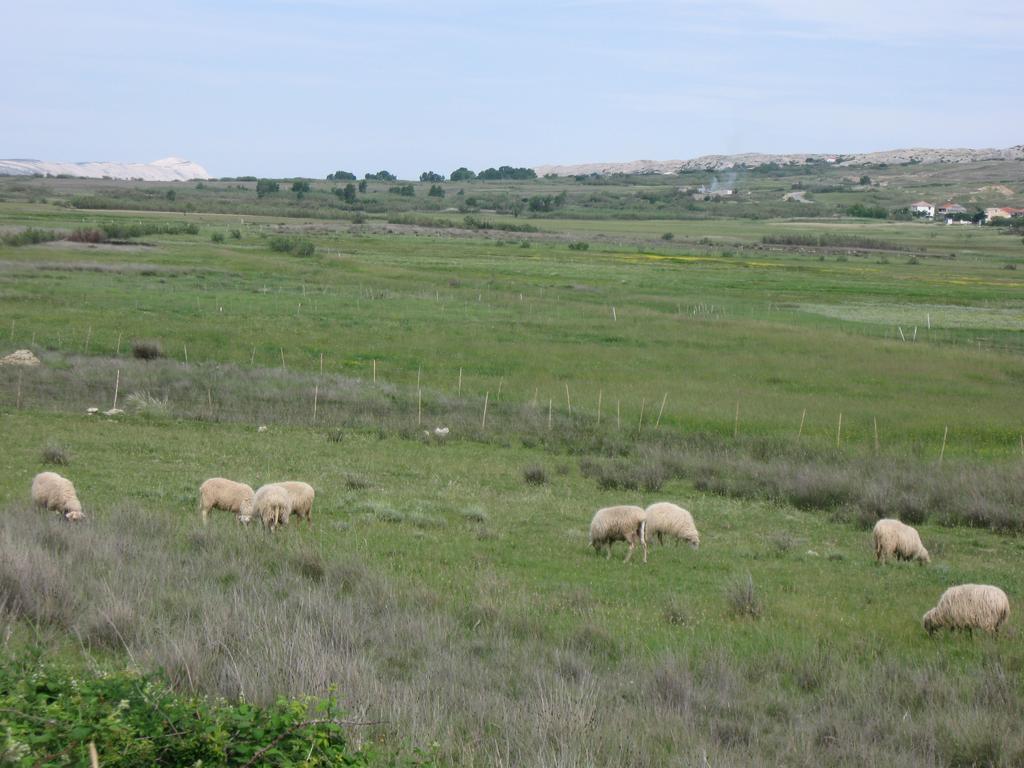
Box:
[535, 146, 1024, 176]
[0, 156, 210, 181]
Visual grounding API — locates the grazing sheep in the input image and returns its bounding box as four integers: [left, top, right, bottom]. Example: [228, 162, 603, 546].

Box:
[254, 484, 292, 531]
[644, 502, 700, 549]
[198, 478, 255, 524]
[31, 472, 84, 521]
[923, 585, 1009, 635]
[272, 481, 315, 523]
[589, 505, 647, 563]
[873, 518, 930, 564]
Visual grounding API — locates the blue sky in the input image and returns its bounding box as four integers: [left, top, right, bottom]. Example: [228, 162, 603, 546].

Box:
[2, 0, 1021, 178]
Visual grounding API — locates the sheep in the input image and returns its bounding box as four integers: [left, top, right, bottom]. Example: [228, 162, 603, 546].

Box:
[923, 585, 1009, 635]
[198, 478, 255, 524]
[589, 505, 647, 563]
[253, 484, 292, 531]
[872, 518, 930, 564]
[644, 502, 700, 549]
[271, 481, 315, 523]
[31, 472, 84, 521]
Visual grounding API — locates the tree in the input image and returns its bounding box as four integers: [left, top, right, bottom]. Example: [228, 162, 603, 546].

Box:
[427, 184, 445, 198]
[450, 167, 476, 181]
[291, 180, 311, 199]
[256, 178, 279, 198]
[859, 175, 872, 186]
[165, 190, 176, 201]
[358, 180, 368, 193]
[365, 170, 397, 182]
[327, 170, 355, 181]
[389, 184, 415, 197]
[342, 183, 356, 203]
[419, 171, 444, 183]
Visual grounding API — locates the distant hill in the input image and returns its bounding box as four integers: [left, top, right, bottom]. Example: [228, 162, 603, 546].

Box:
[535, 146, 1024, 177]
[0, 156, 210, 181]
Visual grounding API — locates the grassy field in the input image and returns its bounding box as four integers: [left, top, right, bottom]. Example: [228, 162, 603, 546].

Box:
[2, 167, 1024, 766]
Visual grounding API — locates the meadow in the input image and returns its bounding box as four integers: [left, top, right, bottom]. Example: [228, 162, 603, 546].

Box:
[2, 166, 1024, 766]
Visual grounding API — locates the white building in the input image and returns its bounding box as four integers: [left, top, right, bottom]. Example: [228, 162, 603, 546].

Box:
[910, 200, 934, 218]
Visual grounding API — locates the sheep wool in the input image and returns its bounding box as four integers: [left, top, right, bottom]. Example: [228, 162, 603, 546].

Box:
[31, 472, 84, 521]
[589, 505, 648, 563]
[923, 584, 1009, 635]
[198, 478, 255, 524]
[644, 502, 700, 549]
[872, 518, 929, 564]
[254, 484, 292, 531]
[272, 481, 315, 523]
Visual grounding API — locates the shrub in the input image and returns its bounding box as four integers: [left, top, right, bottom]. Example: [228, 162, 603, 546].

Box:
[726, 572, 763, 620]
[661, 232, 675, 241]
[0, 655, 370, 767]
[68, 228, 106, 243]
[568, 242, 589, 251]
[268, 237, 315, 257]
[125, 391, 170, 416]
[229, 228, 242, 239]
[210, 231, 225, 243]
[523, 465, 549, 485]
[41, 442, 71, 466]
[0, 228, 63, 247]
[131, 340, 164, 360]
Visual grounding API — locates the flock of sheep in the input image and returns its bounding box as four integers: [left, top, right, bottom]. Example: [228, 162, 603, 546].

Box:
[588, 503, 1010, 636]
[27, 471, 1008, 636]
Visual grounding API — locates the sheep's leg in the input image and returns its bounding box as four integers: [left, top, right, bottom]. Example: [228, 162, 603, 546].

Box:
[641, 537, 648, 563]
[200, 503, 210, 525]
[624, 540, 635, 563]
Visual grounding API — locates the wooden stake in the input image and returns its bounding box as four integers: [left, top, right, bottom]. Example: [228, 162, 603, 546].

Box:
[655, 392, 668, 429]
[458, 367, 463, 397]
[836, 412, 842, 448]
[183, 343, 188, 364]
[898, 326, 906, 342]
[88, 741, 100, 768]
[417, 388, 422, 426]
[733, 401, 740, 438]
[616, 399, 621, 429]
[372, 359, 376, 383]
[565, 383, 571, 414]
[798, 408, 806, 438]
[611, 306, 617, 321]
[250, 346, 256, 366]
[939, 425, 948, 464]
[597, 389, 602, 426]
[417, 365, 421, 390]
[112, 370, 120, 410]
[548, 399, 552, 430]
[115, 331, 122, 355]
[320, 352, 324, 375]
[927, 312, 931, 330]
[874, 417, 879, 454]
[313, 384, 319, 422]
[497, 377, 503, 401]
[482, 392, 489, 429]
[280, 348, 286, 369]
[638, 398, 646, 433]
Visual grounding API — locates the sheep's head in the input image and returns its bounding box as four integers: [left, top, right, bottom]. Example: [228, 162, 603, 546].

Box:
[237, 514, 252, 525]
[65, 508, 85, 522]
[922, 609, 938, 635]
[918, 547, 931, 564]
[239, 496, 254, 519]
[687, 534, 700, 550]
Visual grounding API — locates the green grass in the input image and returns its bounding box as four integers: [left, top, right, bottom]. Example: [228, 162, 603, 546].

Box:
[3, 169, 1024, 766]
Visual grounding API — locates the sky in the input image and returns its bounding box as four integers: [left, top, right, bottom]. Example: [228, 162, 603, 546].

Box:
[2, 0, 1022, 179]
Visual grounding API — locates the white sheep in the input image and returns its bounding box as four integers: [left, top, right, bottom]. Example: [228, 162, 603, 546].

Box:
[923, 584, 1009, 635]
[31, 472, 84, 521]
[272, 481, 315, 523]
[872, 518, 930, 564]
[254, 484, 292, 531]
[198, 478, 255, 524]
[644, 502, 700, 549]
[589, 505, 647, 563]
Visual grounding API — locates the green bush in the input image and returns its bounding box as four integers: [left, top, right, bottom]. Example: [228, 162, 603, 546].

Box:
[0, 654, 374, 767]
